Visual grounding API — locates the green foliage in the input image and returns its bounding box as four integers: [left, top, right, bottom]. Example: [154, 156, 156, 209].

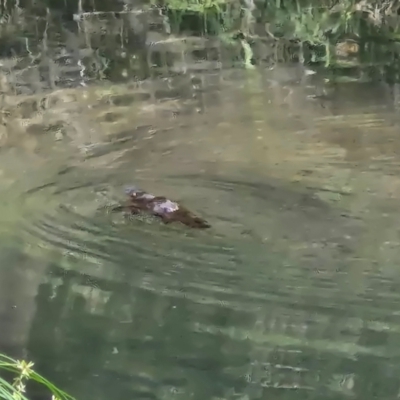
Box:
[158, 0, 226, 12]
[0, 354, 74, 400]
[152, 0, 400, 67]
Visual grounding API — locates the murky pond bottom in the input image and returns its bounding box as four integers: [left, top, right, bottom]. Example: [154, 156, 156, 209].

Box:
[1, 69, 400, 400]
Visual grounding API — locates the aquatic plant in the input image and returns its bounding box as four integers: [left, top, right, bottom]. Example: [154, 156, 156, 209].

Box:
[0, 0, 398, 85]
[0, 354, 74, 400]
[148, 0, 400, 67]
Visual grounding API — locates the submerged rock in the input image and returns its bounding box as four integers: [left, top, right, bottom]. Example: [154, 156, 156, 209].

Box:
[114, 186, 210, 229]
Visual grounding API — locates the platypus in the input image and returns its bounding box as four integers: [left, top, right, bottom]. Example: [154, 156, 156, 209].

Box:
[114, 186, 210, 229]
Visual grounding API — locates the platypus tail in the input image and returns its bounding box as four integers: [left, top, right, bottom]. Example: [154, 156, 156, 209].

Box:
[190, 217, 211, 229]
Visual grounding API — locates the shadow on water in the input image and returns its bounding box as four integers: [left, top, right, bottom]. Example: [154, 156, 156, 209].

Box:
[2, 26, 400, 400]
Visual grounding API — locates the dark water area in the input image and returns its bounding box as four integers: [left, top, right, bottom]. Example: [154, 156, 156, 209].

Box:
[2, 3, 400, 400]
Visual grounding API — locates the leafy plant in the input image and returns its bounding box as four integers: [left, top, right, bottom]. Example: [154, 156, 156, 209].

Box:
[0, 354, 74, 400]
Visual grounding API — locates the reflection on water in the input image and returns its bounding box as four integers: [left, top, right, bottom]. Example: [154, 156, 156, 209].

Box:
[2, 66, 400, 400]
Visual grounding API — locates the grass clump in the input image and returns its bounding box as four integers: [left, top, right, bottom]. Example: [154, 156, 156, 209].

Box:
[0, 354, 74, 400]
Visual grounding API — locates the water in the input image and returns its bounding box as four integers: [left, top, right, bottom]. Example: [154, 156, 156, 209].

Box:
[1, 9, 400, 400]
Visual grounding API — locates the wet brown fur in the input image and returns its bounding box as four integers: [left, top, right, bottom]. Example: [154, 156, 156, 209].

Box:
[115, 192, 210, 229]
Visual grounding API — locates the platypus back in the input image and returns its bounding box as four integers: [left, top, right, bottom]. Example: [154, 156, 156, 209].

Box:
[122, 186, 210, 229]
